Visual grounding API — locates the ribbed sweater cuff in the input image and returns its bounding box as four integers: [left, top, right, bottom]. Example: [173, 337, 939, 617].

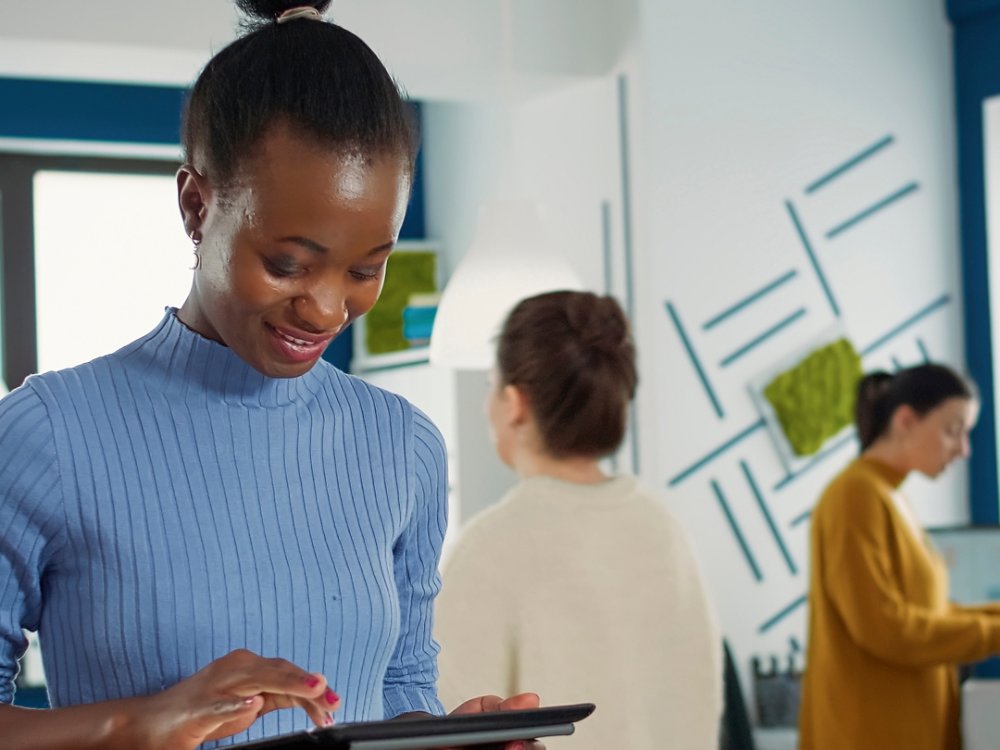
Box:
[383, 686, 445, 719]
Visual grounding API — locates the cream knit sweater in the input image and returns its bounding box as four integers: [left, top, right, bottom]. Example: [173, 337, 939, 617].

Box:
[435, 475, 722, 750]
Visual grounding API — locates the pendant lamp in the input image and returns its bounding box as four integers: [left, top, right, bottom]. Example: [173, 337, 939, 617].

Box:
[429, 200, 583, 370]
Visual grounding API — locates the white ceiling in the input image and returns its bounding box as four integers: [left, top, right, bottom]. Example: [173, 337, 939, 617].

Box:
[0, 0, 636, 100]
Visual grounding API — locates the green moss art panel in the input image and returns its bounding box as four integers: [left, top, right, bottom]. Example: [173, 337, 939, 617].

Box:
[762, 338, 863, 457]
[365, 251, 437, 355]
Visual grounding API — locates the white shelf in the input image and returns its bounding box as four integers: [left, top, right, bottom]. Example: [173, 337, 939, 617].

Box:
[352, 346, 430, 374]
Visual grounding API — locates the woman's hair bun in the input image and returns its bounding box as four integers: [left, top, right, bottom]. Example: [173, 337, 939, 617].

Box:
[235, 0, 332, 22]
[496, 290, 637, 458]
[565, 293, 631, 354]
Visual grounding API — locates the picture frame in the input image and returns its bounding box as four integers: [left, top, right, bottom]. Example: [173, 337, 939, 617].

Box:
[351, 241, 440, 373]
[747, 324, 861, 475]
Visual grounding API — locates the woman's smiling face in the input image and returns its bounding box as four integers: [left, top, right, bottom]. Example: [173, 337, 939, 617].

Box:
[177, 122, 411, 378]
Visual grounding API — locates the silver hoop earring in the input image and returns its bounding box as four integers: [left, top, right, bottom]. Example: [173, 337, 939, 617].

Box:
[189, 231, 202, 270]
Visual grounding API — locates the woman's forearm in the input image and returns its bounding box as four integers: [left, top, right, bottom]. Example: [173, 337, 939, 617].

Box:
[0, 698, 145, 750]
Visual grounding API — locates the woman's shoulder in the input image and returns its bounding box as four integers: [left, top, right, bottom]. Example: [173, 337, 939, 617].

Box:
[445, 484, 541, 553]
[815, 458, 891, 521]
[317, 364, 424, 418]
[824, 457, 891, 495]
[4, 364, 95, 413]
[0, 379, 59, 474]
[0, 379, 49, 431]
[317, 365, 446, 448]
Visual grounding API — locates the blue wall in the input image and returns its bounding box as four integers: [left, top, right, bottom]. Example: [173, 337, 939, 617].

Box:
[948, 0, 1000, 523]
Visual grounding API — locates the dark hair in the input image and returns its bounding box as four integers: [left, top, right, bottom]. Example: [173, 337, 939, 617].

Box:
[855, 363, 977, 450]
[182, 0, 418, 190]
[497, 290, 638, 459]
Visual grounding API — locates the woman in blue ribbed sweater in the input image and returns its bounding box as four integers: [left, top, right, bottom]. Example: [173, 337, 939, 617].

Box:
[0, 2, 538, 748]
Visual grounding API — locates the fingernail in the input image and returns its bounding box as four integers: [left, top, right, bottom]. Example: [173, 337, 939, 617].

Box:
[243, 696, 256, 705]
[325, 714, 334, 726]
[325, 689, 339, 705]
[306, 676, 321, 688]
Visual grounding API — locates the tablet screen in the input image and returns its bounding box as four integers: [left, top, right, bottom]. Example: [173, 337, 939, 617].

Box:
[229, 703, 596, 749]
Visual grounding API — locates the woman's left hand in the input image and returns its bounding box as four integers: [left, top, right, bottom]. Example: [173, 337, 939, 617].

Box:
[446, 692, 545, 750]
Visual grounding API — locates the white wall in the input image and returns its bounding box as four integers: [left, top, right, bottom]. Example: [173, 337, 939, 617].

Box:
[633, 0, 963, 703]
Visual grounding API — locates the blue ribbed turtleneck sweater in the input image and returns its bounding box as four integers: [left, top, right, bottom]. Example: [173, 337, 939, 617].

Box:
[0, 309, 448, 745]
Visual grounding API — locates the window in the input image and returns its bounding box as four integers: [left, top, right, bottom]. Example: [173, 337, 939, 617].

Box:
[32, 170, 190, 372]
[0, 154, 181, 389]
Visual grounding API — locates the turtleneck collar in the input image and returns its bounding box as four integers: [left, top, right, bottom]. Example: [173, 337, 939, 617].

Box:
[857, 454, 908, 489]
[121, 308, 327, 408]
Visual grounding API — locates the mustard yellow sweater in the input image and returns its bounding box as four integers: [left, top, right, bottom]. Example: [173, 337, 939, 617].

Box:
[799, 456, 1000, 750]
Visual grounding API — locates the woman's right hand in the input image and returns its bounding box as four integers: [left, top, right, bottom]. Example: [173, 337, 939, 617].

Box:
[127, 649, 339, 750]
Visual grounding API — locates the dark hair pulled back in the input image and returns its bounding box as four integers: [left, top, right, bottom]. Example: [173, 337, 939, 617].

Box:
[182, 0, 418, 189]
[497, 290, 638, 459]
[855, 363, 977, 450]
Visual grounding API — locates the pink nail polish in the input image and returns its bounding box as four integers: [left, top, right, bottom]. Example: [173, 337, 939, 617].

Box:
[325, 688, 340, 705]
[325, 714, 334, 726]
[243, 696, 256, 705]
[306, 676, 321, 688]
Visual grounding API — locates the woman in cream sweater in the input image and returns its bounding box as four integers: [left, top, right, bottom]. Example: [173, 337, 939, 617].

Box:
[434, 290, 722, 750]
[799, 364, 1000, 750]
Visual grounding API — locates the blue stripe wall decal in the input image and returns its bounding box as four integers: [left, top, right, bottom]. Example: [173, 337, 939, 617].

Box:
[786, 200, 840, 317]
[665, 301, 724, 419]
[916, 337, 931, 362]
[617, 74, 637, 325]
[741, 461, 798, 575]
[711, 479, 764, 583]
[667, 419, 766, 487]
[617, 74, 641, 474]
[805, 134, 895, 194]
[703, 269, 799, 331]
[773, 432, 857, 492]
[826, 182, 920, 239]
[601, 200, 613, 296]
[790, 508, 812, 528]
[600, 199, 627, 475]
[719, 308, 807, 368]
[759, 594, 807, 633]
[859, 294, 950, 355]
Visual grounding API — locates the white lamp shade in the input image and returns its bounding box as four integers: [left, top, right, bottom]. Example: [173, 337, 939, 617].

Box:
[429, 201, 584, 370]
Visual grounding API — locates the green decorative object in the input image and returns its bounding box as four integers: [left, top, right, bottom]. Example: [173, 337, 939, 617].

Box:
[365, 250, 437, 355]
[762, 338, 862, 457]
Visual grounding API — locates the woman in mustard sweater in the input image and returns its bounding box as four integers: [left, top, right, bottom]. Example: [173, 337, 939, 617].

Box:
[799, 364, 1000, 750]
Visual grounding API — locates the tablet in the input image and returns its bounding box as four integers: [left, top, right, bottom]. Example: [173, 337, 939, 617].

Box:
[228, 703, 596, 749]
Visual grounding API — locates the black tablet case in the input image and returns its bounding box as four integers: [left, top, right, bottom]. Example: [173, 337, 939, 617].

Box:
[228, 703, 596, 749]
